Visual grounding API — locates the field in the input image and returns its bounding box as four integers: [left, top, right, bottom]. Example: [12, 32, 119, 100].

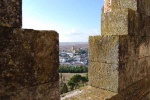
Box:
[59, 73, 87, 84]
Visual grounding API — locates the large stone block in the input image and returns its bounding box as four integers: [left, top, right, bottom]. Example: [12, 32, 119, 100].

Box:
[111, 0, 137, 11]
[89, 35, 138, 64]
[101, 9, 137, 35]
[103, 0, 137, 13]
[110, 75, 150, 100]
[138, 13, 150, 37]
[104, 0, 150, 16]
[138, 36, 150, 58]
[119, 35, 139, 63]
[0, 27, 59, 99]
[89, 35, 119, 64]
[137, 0, 150, 16]
[118, 56, 150, 91]
[102, 2, 150, 37]
[142, 92, 150, 100]
[89, 35, 150, 92]
[0, 0, 22, 27]
[89, 62, 118, 92]
[0, 81, 60, 100]
[89, 58, 150, 94]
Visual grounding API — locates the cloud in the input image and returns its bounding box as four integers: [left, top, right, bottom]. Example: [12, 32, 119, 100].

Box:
[23, 17, 100, 42]
[59, 28, 100, 42]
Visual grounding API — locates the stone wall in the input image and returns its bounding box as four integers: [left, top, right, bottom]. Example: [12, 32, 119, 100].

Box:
[89, 0, 150, 99]
[110, 75, 150, 99]
[0, 0, 22, 27]
[0, 0, 60, 100]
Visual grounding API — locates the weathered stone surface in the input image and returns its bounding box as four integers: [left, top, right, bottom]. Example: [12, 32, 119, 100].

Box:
[89, 36, 119, 64]
[111, 0, 137, 11]
[118, 61, 137, 91]
[102, 9, 137, 35]
[138, 36, 150, 58]
[138, 13, 150, 37]
[0, 0, 22, 27]
[89, 35, 139, 64]
[103, 0, 137, 13]
[102, 1, 150, 37]
[88, 36, 106, 63]
[89, 35, 150, 92]
[119, 35, 139, 63]
[104, 0, 112, 13]
[0, 27, 59, 99]
[89, 62, 118, 92]
[102, 5, 150, 36]
[89, 60, 142, 93]
[62, 86, 116, 100]
[103, 0, 150, 16]
[137, 0, 150, 16]
[110, 75, 150, 100]
[118, 56, 150, 92]
[142, 92, 150, 100]
[102, 9, 128, 35]
[87, 0, 150, 99]
[0, 81, 60, 100]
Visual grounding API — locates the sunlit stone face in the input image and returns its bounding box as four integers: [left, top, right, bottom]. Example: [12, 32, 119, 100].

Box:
[104, 0, 112, 13]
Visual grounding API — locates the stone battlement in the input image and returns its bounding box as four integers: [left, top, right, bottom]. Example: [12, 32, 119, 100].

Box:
[62, 0, 150, 99]
[88, 0, 150, 99]
[1, 0, 150, 100]
[0, 0, 59, 100]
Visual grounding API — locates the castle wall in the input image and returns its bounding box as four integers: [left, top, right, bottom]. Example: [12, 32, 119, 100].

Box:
[0, 0, 22, 27]
[0, 0, 60, 100]
[89, 0, 150, 99]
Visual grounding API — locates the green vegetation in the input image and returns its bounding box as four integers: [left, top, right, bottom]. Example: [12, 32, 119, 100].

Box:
[67, 74, 88, 90]
[59, 66, 88, 73]
[61, 83, 68, 94]
[76, 49, 87, 54]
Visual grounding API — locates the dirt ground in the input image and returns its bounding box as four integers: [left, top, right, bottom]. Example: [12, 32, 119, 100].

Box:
[59, 73, 87, 83]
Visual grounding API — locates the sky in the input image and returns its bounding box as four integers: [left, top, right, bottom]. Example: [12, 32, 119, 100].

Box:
[22, 0, 104, 42]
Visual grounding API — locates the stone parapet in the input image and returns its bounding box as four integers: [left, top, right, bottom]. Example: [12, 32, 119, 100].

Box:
[89, 35, 139, 64]
[104, 0, 150, 15]
[138, 13, 150, 37]
[138, 36, 150, 58]
[111, 0, 137, 11]
[110, 75, 150, 100]
[89, 35, 150, 93]
[102, 9, 138, 36]
[89, 62, 118, 92]
[103, 0, 137, 13]
[89, 35, 119, 64]
[1, 81, 60, 100]
[88, 0, 150, 99]
[0, 27, 59, 99]
[0, 0, 22, 27]
[102, 1, 150, 36]
[137, 0, 150, 16]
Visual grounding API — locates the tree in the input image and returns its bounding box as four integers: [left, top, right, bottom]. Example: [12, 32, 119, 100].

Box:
[68, 80, 75, 90]
[85, 73, 88, 81]
[61, 83, 68, 94]
[59, 66, 88, 73]
[77, 49, 86, 54]
[67, 74, 88, 90]
[71, 75, 82, 82]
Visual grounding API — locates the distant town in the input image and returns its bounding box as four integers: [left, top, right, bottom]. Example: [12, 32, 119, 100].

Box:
[59, 42, 88, 67]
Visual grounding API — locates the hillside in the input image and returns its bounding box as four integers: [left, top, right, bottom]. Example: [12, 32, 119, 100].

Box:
[59, 42, 88, 52]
